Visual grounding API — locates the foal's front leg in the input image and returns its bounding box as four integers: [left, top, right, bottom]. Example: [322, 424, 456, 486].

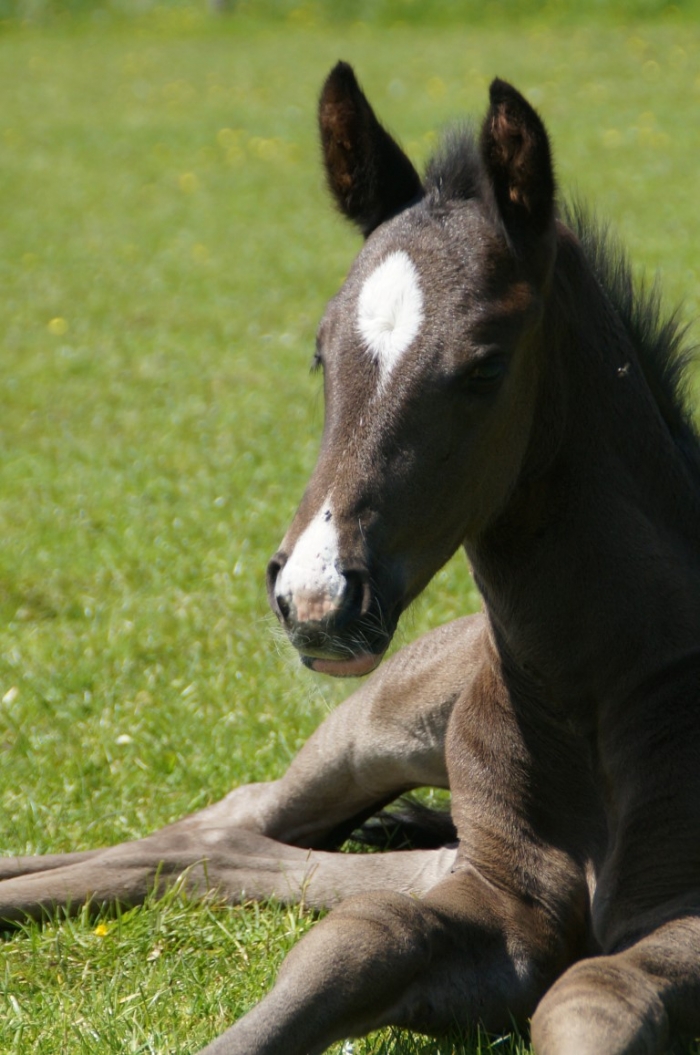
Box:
[177, 612, 482, 849]
[196, 868, 559, 1055]
[531, 917, 700, 1055]
[532, 669, 700, 1055]
[0, 614, 483, 918]
[194, 667, 596, 1055]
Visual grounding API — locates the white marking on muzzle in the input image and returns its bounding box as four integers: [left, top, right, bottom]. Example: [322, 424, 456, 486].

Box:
[276, 502, 344, 624]
[357, 250, 424, 384]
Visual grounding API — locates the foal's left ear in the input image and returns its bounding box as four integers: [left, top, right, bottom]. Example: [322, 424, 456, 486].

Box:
[480, 79, 555, 245]
[319, 62, 422, 237]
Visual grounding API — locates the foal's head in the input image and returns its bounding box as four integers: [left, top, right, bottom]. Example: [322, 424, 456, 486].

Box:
[268, 64, 557, 676]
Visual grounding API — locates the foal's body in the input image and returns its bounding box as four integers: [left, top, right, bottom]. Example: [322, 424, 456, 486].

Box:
[2, 67, 700, 1055]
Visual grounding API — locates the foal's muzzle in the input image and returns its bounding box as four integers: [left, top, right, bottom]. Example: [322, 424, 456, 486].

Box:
[266, 555, 385, 677]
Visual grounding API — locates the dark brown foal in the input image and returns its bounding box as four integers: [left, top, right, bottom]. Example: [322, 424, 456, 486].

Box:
[2, 66, 700, 1055]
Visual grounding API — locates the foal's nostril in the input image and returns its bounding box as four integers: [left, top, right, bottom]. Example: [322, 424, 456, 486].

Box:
[338, 569, 371, 625]
[266, 555, 288, 622]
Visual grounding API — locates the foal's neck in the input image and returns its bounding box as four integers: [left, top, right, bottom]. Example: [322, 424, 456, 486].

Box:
[469, 234, 700, 714]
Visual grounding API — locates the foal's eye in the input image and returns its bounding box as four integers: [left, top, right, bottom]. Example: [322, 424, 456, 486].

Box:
[461, 354, 508, 394]
[311, 339, 324, 374]
[311, 351, 323, 374]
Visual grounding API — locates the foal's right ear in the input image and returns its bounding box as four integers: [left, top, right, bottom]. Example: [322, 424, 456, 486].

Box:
[319, 62, 422, 237]
[480, 79, 555, 245]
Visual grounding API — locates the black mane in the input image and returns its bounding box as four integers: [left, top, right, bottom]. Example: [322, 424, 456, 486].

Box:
[423, 128, 700, 471]
[562, 201, 700, 470]
[423, 124, 482, 204]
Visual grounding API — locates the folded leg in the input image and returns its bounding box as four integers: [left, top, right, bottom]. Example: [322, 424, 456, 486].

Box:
[531, 914, 700, 1055]
[0, 615, 484, 919]
[532, 669, 700, 1055]
[0, 825, 457, 923]
[195, 864, 576, 1055]
[0, 849, 102, 881]
[193, 612, 484, 849]
[194, 651, 599, 1055]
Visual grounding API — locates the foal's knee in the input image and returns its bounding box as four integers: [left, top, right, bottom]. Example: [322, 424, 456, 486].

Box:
[268, 890, 438, 1040]
[278, 890, 435, 992]
[531, 956, 670, 1055]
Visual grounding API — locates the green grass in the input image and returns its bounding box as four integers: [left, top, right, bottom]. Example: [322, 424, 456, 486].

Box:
[5, 0, 700, 29]
[1, 887, 531, 1054]
[1, 11, 699, 1054]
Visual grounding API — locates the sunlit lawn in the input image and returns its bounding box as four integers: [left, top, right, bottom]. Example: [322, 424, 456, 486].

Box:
[0, 8, 699, 1053]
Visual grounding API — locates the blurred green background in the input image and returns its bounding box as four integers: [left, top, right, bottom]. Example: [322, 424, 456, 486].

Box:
[4, 0, 700, 25]
[1, 1, 699, 1052]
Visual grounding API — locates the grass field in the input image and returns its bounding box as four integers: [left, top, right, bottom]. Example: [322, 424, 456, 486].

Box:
[1, 6, 700, 1053]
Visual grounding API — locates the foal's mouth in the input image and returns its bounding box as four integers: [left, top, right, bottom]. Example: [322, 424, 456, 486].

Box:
[287, 619, 393, 678]
[300, 651, 384, 678]
[268, 550, 401, 678]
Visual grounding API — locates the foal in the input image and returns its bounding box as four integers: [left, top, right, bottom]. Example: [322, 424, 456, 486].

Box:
[1, 65, 700, 1055]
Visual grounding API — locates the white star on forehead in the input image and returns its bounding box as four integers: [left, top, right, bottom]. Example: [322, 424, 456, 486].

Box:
[356, 250, 424, 384]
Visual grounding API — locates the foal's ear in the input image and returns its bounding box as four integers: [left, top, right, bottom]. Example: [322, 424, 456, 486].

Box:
[319, 62, 422, 237]
[480, 79, 555, 243]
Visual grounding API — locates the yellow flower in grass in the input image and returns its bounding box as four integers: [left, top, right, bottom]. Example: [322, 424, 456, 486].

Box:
[179, 172, 199, 194]
[426, 76, 446, 101]
[47, 317, 68, 336]
[93, 922, 109, 937]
